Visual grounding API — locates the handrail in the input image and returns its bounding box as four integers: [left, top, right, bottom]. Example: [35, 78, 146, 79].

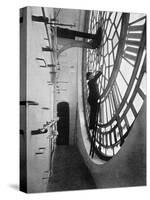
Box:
[31, 118, 59, 135]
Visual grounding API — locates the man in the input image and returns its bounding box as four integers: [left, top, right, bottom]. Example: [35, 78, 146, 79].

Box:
[86, 70, 102, 131]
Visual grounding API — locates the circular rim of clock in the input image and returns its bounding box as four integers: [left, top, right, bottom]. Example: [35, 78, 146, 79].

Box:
[81, 10, 146, 162]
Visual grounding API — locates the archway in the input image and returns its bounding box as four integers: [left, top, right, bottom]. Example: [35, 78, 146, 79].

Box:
[57, 102, 70, 145]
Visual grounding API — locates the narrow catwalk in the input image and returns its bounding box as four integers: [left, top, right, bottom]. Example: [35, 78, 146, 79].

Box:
[47, 145, 96, 192]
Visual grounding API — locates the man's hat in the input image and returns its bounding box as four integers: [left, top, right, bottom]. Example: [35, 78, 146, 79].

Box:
[86, 72, 93, 80]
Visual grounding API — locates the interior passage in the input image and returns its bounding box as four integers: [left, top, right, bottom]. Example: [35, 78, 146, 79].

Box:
[47, 145, 96, 191]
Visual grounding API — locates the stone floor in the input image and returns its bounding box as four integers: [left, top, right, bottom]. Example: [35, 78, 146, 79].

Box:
[47, 145, 96, 192]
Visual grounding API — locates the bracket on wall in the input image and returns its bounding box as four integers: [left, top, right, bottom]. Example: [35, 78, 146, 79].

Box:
[31, 128, 48, 135]
[42, 47, 53, 52]
[20, 100, 39, 106]
[57, 38, 93, 57]
[36, 57, 56, 68]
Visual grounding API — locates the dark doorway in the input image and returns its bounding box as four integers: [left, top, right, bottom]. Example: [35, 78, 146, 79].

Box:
[57, 102, 69, 145]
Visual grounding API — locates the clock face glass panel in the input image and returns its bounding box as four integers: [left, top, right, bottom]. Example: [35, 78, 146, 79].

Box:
[83, 11, 146, 159]
[86, 11, 123, 93]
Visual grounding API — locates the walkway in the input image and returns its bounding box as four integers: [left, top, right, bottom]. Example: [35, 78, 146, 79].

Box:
[47, 145, 96, 192]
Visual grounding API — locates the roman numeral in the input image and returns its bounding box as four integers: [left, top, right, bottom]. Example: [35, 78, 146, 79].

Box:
[128, 25, 144, 32]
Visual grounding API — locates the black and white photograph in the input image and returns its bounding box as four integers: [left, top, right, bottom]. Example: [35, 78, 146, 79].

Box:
[19, 6, 146, 193]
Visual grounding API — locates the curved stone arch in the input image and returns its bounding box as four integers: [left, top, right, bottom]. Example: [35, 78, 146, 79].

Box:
[57, 39, 93, 57]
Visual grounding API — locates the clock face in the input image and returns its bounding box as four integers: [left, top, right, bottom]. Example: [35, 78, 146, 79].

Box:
[82, 11, 146, 160]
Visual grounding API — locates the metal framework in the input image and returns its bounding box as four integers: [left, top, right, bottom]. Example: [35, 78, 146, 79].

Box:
[82, 11, 146, 160]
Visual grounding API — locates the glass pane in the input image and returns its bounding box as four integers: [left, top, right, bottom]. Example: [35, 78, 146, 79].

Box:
[140, 73, 146, 95]
[126, 108, 135, 126]
[133, 93, 143, 113]
[106, 148, 113, 156]
[116, 72, 128, 97]
[114, 145, 120, 154]
[120, 58, 133, 83]
[111, 132, 115, 144]
[121, 119, 127, 135]
[129, 13, 146, 25]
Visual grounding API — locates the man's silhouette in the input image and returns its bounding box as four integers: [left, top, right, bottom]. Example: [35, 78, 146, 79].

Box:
[86, 70, 102, 130]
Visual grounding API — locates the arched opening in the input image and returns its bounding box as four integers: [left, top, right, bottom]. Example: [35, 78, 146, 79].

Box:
[57, 102, 70, 145]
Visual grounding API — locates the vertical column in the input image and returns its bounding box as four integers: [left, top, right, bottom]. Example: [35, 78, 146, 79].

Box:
[20, 7, 27, 193]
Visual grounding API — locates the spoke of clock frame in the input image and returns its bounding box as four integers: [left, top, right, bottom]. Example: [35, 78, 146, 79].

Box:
[115, 81, 123, 103]
[103, 61, 108, 89]
[91, 11, 95, 31]
[101, 44, 105, 90]
[138, 87, 145, 100]
[108, 55, 111, 79]
[109, 103, 117, 147]
[121, 55, 134, 67]
[100, 102, 104, 124]
[107, 97, 113, 120]
[107, 99, 113, 146]
[124, 115, 130, 129]
[105, 99, 109, 124]
[101, 131, 104, 147]
[114, 82, 121, 105]
[96, 104, 101, 143]
[108, 94, 114, 118]
[111, 40, 116, 65]
[116, 13, 123, 29]
[98, 107, 102, 146]
[113, 83, 120, 109]
[110, 91, 117, 115]
[106, 37, 109, 64]
[99, 74, 103, 95]
[109, 131, 113, 147]
[111, 88, 120, 144]
[131, 104, 137, 118]
[113, 82, 124, 140]
[119, 70, 129, 86]
[113, 129, 118, 144]
[106, 132, 108, 148]
[109, 95, 118, 146]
